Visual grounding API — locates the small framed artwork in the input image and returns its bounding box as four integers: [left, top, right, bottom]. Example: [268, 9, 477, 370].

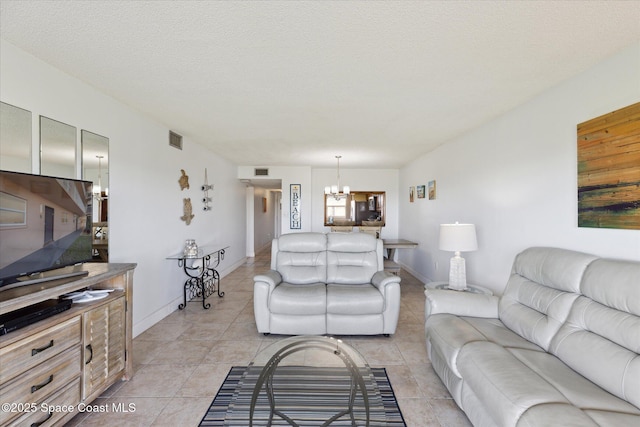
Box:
[409, 186, 415, 203]
[290, 184, 301, 229]
[428, 180, 436, 200]
[417, 185, 425, 199]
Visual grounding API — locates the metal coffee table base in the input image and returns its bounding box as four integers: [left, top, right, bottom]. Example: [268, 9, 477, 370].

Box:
[249, 337, 371, 427]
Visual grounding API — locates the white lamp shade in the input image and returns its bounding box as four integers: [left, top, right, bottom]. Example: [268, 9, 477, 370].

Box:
[324, 186, 331, 195]
[343, 185, 350, 194]
[439, 223, 478, 252]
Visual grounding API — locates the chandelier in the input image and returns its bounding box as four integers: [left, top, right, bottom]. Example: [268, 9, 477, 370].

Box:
[324, 155, 350, 200]
[93, 155, 107, 201]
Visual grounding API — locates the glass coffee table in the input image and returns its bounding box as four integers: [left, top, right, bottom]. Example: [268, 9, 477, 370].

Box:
[224, 336, 386, 426]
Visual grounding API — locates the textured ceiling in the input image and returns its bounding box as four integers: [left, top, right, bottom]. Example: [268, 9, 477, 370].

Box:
[1, 1, 639, 168]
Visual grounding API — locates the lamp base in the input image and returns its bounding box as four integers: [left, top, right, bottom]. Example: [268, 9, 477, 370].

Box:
[448, 253, 468, 291]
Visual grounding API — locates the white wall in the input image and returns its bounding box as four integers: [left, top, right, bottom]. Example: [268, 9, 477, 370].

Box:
[239, 166, 400, 238]
[239, 165, 312, 233]
[1, 40, 248, 336]
[400, 42, 640, 294]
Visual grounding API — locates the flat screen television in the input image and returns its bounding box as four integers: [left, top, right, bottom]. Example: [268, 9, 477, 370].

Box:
[0, 170, 94, 289]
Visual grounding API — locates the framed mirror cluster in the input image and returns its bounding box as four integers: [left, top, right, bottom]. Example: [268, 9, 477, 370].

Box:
[324, 191, 385, 227]
[1, 101, 109, 261]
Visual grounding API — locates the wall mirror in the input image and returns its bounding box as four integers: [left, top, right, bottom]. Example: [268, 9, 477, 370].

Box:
[40, 116, 76, 179]
[0, 102, 32, 173]
[82, 130, 109, 262]
[324, 191, 385, 226]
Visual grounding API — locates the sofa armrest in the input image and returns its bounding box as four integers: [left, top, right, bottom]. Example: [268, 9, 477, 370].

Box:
[254, 270, 283, 334]
[254, 270, 282, 291]
[424, 289, 499, 318]
[371, 270, 401, 291]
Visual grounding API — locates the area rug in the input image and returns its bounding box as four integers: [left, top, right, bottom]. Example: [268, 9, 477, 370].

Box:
[200, 366, 406, 426]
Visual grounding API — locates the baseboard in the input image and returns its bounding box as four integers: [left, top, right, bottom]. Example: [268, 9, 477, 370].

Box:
[399, 261, 430, 285]
[132, 256, 248, 338]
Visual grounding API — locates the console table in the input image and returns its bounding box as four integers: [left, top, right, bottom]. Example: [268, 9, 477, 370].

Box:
[167, 245, 228, 310]
[382, 239, 418, 274]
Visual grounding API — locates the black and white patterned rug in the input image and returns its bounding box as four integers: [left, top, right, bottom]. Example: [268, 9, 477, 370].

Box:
[199, 366, 406, 426]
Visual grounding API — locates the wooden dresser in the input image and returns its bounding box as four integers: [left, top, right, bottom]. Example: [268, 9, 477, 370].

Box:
[0, 263, 135, 426]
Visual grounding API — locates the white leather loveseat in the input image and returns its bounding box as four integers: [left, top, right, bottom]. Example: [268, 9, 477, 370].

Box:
[254, 232, 401, 336]
[424, 247, 640, 427]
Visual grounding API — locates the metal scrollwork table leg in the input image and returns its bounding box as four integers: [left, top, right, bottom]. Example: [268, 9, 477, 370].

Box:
[178, 249, 225, 310]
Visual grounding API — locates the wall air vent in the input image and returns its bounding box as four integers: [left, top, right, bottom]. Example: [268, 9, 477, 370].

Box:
[254, 168, 269, 176]
[169, 131, 183, 150]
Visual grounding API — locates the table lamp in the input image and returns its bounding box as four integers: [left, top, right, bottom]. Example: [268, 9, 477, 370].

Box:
[439, 222, 478, 291]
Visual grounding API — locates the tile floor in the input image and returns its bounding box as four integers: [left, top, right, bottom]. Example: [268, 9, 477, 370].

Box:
[68, 250, 471, 426]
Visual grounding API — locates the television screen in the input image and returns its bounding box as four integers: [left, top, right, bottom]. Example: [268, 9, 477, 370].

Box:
[0, 170, 93, 287]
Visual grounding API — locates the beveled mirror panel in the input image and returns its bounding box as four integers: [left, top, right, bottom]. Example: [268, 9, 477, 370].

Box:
[324, 191, 385, 226]
[0, 102, 32, 173]
[82, 130, 109, 262]
[40, 116, 76, 178]
[82, 130, 109, 221]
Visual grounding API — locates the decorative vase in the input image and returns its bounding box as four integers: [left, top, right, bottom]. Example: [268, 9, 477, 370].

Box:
[183, 239, 198, 257]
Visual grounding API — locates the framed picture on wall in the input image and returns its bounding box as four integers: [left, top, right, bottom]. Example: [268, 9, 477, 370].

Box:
[417, 185, 425, 199]
[578, 102, 640, 229]
[428, 180, 436, 200]
[290, 184, 301, 229]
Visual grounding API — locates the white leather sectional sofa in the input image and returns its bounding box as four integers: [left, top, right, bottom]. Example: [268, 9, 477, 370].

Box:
[253, 232, 401, 336]
[425, 247, 640, 427]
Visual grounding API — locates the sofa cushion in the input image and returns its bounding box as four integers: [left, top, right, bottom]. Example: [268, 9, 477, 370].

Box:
[549, 259, 640, 409]
[276, 252, 327, 285]
[580, 258, 640, 316]
[509, 348, 640, 416]
[498, 247, 596, 351]
[276, 232, 327, 253]
[426, 314, 543, 378]
[269, 283, 326, 315]
[326, 284, 384, 315]
[274, 233, 327, 285]
[516, 404, 599, 427]
[507, 247, 597, 292]
[458, 341, 573, 427]
[326, 233, 379, 284]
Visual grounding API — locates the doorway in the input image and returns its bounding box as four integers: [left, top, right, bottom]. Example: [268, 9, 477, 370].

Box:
[44, 205, 54, 245]
[244, 180, 282, 257]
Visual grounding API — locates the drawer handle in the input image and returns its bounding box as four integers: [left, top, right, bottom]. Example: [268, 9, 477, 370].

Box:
[31, 375, 53, 393]
[85, 344, 93, 365]
[31, 411, 52, 427]
[31, 340, 54, 356]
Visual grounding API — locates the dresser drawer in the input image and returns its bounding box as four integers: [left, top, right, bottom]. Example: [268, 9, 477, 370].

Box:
[0, 346, 81, 425]
[0, 316, 81, 384]
[5, 377, 82, 427]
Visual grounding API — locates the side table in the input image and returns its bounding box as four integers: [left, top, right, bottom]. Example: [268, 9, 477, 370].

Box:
[425, 281, 493, 295]
[167, 244, 229, 309]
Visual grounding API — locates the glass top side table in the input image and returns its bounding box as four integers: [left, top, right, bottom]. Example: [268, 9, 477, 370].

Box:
[167, 245, 229, 309]
[425, 281, 493, 295]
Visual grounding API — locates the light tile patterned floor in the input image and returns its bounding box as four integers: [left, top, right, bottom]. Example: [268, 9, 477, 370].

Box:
[68, 250, 471, 426]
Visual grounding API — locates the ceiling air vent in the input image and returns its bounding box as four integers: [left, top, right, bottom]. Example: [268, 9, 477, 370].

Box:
[254, 168, 269, 176]
[169, 131, 183, 150]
